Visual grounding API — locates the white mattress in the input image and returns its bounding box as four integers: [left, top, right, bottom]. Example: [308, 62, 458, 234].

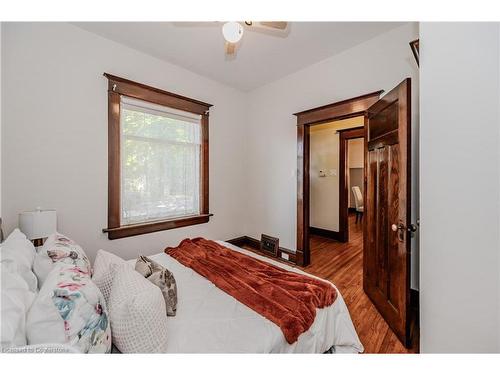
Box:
[130, 241, 364, 353]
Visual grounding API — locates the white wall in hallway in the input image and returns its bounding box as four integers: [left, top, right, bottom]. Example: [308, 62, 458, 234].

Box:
[309, 122, 365, 231]
[309, 127, 340, 231]
[420, 22, 500, 353]
[347, 138, 364, 169]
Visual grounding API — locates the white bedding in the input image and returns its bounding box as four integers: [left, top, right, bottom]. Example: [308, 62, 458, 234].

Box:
[129, 241, 364, 353]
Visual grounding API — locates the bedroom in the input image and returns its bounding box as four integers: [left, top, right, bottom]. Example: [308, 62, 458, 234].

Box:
[1, 0, 500, 372]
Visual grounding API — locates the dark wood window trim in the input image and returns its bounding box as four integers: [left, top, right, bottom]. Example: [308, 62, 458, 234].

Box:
[294, 90, 382, 267]
[103, 73, 213, 240]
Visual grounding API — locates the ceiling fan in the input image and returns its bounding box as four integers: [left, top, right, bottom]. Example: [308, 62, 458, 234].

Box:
[222, 21, 288, 55]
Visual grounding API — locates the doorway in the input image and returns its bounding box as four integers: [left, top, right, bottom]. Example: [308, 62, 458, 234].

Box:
[294, 80, 417, 349]
[308, 120, 365, 245]
[294, 90, 382, 266]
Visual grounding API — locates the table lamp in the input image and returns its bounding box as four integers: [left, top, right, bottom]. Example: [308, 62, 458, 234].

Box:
[19, 208, 57, 246]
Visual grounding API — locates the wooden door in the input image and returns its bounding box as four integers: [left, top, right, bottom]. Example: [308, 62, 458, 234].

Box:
[363, 78, 413, 347]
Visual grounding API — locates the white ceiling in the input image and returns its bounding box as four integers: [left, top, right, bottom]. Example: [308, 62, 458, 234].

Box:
[74, 22, 406, 91]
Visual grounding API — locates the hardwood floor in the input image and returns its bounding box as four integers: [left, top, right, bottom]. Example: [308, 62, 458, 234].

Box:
[301, 213, 419, 353]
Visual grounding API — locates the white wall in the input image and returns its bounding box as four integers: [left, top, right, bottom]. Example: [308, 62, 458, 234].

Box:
[309, 122, 365, 230]
[1, 23, 248, 261]
[420, 22, 500, 353]
[245, 22, 420, 288]
[348, 138, 364, 168]
[309, 127, 339, 231]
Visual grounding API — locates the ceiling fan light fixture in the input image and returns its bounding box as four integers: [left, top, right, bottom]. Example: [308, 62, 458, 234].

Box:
[222, 22, 244, 43]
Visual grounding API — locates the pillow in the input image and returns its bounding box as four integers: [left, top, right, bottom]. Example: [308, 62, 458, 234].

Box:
[1, 229, 35, 267]
[108, 264, 168, 353]
[0, 229, 37, 292]
[33, 247, 53, 288]
[135, 255, 178, 317]
[26, 262, 111, 353]
[33, 233, 90, 287]
[91, 249, 128, 305]
[0, 262, 36, 348]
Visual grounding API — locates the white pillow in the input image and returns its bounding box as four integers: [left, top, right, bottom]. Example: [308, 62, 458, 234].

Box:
[1, 229, 35, 267]
[92, 249, 128, 305]
[109, 264, 168, 353]
[0, 262, 36, 348]
[0, 229, 37, 292]
[1, 256, 38, 293]
[33, 247, 53, 288]
[26, 262, 111, 353]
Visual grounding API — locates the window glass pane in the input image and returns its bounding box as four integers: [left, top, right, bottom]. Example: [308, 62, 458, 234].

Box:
[120, 98, 201, 225]
[122, 107, 200, 144]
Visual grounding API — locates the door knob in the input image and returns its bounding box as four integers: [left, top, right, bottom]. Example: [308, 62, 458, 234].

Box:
[391, 223, 418, 233]
[391, 223, 404, 232]
[392, 223, 406, 242]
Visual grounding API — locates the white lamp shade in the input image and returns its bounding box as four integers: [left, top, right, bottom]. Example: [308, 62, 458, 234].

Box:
[222, 22, 244, 43]
[19, 209, 57, 240]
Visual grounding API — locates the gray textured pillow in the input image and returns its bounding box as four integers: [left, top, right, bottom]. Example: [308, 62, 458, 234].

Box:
[135, 256, 177, 316]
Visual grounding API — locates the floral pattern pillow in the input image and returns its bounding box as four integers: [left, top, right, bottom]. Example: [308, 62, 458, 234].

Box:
[53, 265, 110, 352]
[34, 233, 91, 287]
[27, 257, 111, 352]
[46, 234, 91, 271]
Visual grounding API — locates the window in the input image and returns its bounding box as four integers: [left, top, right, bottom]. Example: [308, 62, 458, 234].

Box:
[121, 97, 202, 225]
[103, 74, 212, 239]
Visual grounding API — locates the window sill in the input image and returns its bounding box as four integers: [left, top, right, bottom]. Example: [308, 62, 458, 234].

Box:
[103, 214, 213, 240]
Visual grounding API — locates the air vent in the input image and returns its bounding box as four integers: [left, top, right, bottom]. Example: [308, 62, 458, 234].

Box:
[260, 234, 279, 257]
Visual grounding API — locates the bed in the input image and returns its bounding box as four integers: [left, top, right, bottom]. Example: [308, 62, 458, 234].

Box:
[126, 240, 364, 353]
[1, 227, 363, 353]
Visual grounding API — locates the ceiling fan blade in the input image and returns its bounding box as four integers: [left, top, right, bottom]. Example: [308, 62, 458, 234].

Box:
[225, 41, 236, 55]
[258, 21, 288, 30]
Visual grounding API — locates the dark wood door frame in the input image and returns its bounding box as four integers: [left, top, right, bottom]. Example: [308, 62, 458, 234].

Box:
[338, 127, 365, 243]
[294, 90, 383, 267]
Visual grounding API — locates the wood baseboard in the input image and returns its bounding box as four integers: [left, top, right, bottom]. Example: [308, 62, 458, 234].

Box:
[225, 236, 247, 248]
[309, 226, 342, 241]
[226, 236, 296, 265]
